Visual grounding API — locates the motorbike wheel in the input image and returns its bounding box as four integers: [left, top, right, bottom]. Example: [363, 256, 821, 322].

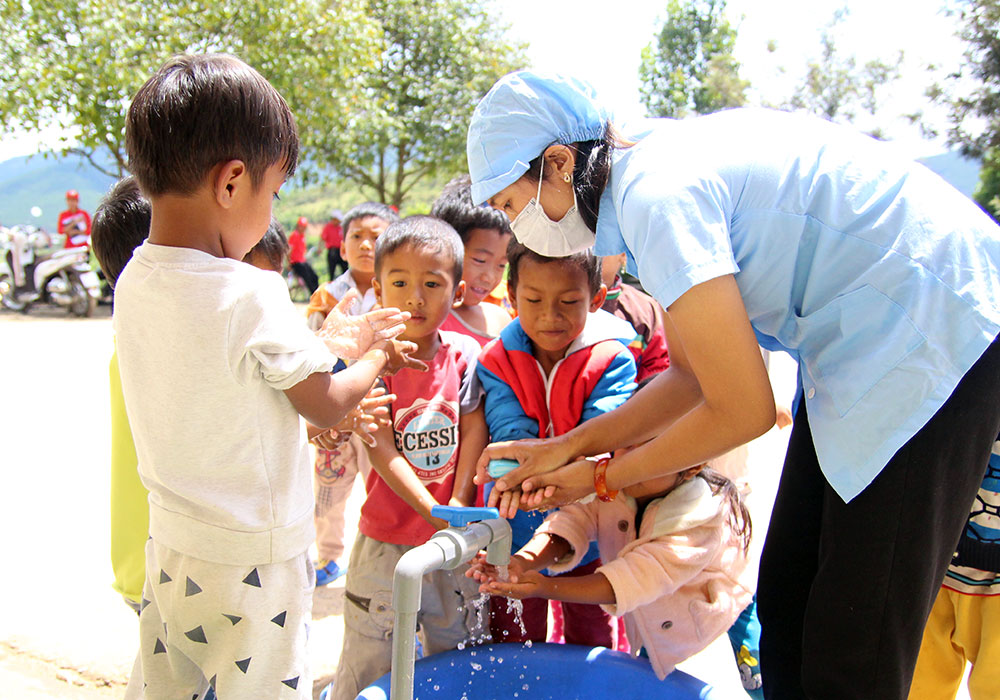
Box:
[286, 270, 310, 303]
[68, 278, 96, 317]
[0, 272, 28, 312]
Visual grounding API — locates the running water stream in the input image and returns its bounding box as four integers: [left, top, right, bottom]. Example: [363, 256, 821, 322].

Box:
[457, 564, 532, 650]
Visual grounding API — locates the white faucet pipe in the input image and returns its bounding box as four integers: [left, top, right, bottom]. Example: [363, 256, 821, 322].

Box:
[389, 518, 512, 700]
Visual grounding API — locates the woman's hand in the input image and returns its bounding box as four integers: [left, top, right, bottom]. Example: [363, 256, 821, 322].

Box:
[317, 289, 410, 359]
[474, 434, 579, 495]
[519, 457, 597, 511]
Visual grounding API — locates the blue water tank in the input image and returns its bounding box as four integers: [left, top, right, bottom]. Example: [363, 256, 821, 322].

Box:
[356, 643, 721, 699]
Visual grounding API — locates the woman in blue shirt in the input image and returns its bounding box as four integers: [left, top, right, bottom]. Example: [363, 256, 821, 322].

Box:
[468, 70, 1000, 700]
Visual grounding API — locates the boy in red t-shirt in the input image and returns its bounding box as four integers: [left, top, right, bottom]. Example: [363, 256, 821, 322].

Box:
[330, 215, 489, 700]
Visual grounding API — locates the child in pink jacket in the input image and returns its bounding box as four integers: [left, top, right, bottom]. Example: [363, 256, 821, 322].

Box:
[469, 460, 753, 680]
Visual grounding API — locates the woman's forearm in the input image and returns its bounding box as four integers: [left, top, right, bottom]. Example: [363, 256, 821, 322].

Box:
[564, 366, 702, 458]
[606, 379, 775, 491]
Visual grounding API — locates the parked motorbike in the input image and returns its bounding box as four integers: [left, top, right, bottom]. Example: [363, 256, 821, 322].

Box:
[0, 225, 101, 317]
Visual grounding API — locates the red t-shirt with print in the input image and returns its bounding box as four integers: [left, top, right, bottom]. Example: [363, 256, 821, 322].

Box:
[358, 331, 483, 546]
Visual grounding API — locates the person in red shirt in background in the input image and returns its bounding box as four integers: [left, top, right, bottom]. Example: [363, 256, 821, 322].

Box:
[289, 215, 319, 293]
[321, 210, 345, 280]
[58, 190, 92, 249]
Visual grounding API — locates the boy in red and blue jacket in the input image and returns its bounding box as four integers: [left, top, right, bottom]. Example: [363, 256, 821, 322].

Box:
[477, 240, 638, 646]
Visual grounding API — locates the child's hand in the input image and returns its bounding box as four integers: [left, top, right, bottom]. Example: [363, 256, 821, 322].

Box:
[465, 552, 499, 584]
[482, 570, 548, 600]
[336, 386, 396, 447]
[465, 553, 529, 587]
[376, 339, 428, 375]
[317, 290, 410, 359]
[310, 428, 349, 450]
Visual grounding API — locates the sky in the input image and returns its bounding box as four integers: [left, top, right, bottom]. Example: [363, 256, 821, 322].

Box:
[496, 0, 967, 158]
[0, 0, 968, 162]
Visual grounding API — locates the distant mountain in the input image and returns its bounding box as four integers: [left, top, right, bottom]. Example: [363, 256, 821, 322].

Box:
[0, 147, 983, 230]
[916, 151, 982, 199]
[0, 152, 117, 228]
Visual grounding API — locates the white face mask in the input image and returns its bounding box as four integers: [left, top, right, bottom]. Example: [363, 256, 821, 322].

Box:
[510, 171, 595, 257]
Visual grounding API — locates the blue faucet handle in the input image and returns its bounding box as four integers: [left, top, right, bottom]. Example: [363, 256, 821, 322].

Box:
[487, 458, 520, 479]
[431, 505, 500, 527]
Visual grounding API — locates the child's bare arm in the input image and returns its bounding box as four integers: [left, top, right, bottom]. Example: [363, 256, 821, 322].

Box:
[486, 569, 616, 606]
[467, 531, 571, 586]
[471, 531, 615, 604]
[536, 571, 616, 605]
[449, 405, 488, 507]
[306, 386, 395, 446]
[366, 422, 449, 530]
[284, 344, 391, 429]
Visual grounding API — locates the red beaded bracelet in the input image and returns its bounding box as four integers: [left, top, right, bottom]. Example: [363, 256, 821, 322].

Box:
[593, 457, 618, 502]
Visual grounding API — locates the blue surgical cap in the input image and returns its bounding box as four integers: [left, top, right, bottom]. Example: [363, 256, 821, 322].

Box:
[467, 70, 611, 206]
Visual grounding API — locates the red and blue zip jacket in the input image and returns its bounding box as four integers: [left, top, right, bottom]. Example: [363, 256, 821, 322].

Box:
[477, 309, 639, 558]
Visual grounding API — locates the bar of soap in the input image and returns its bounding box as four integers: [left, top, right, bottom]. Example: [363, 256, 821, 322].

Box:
[487, 459, 520, 479]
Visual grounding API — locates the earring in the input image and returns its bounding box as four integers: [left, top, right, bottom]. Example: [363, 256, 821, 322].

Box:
[563, 172, 572, 183]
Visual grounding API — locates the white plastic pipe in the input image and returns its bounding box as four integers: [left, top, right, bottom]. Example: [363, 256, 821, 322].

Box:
[389, 519, 511, 700]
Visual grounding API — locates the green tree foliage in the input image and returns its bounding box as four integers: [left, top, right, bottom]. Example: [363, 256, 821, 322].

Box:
[973, 148, 1000, 221]
[783, 8, 901, 129]
[638, 0, 748, 118]
[937, 0, 1000, 157]
[0, 0, 378, 178]
[309, 0, 525, 209]
[931, 1, 1000, 220]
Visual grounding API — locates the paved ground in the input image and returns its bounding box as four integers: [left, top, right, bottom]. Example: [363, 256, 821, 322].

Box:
[0, 306, 971, 699]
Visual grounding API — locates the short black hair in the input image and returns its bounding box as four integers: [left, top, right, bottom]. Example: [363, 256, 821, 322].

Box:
[126, 53, 298, 196]
[91, 176, 151, 288]
[430, 174, 511, 242]
[374, 215, 464, 286]
[341, 201, 400, 234]
[244, 217, 289, 273]
[506, 239, 602, 297]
